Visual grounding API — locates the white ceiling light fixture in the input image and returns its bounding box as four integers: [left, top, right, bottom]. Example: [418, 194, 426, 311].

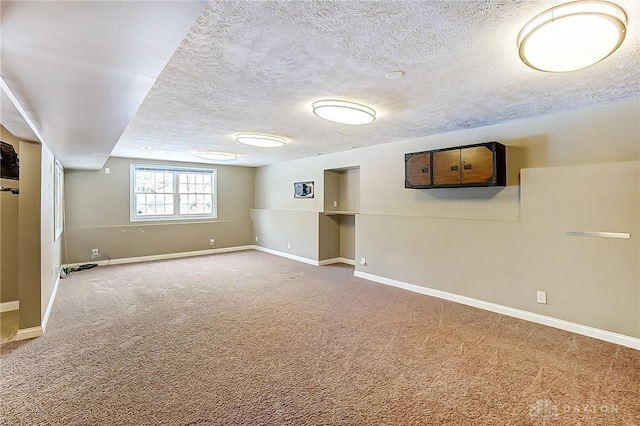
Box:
[236, 134, 286, 148]
[312, 100, 376, 125]
[385, 71, 405, 80]
[518, 1, 627, 73]
[196, 150, 237, 161]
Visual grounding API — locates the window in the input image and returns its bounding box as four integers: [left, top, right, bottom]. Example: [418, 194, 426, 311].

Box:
[130, 165, 216, 221]
[54, 159, 64, 241]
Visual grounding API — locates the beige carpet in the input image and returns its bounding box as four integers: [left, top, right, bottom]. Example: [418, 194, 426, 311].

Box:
[0, 311, 19, 344]
[1, 250, 638, 425]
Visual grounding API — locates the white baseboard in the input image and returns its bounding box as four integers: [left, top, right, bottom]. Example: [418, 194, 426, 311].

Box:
[64, 245, 255, 268]
[16, 326, 43, 341]
[41, 271, 61, 333]
[253, 246, 320, 266]
[0, 300, 19, 312]
[319, 257, 356, 266]
[354, 270, 640, 351]
[252, 247, 356, 267]
[67, 245, 354, 270]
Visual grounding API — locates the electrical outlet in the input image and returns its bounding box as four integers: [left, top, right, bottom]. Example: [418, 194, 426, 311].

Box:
[536, 291, 547, 304]
[104, 167, 111, 175]
[360, 257, 366, 266]
[287, 242, 291, 249]
[333, 200, 338, 208]
[255, 236, 258, 242]
[91, 248, 100, 259]
[209, 238, 215, 246]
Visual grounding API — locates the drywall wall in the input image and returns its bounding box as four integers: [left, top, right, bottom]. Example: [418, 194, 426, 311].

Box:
[318, 214, 340, 261]
[251, 209, 319, 260]
[357, 161, 638, 337]
[317, 214, 355, 262]
[64, 157, 255, 263]
[1, 126, 62, 329]
[253, 98, 640, 338]
[323, 167, 360, 212]
[18, 141, 41, 329]
[339, 169, 360, 212]
[338, 215, 355, 261]
[323, 170, 340, 212]
[40, 144, 62, 322]
[0, 126, 20, 304]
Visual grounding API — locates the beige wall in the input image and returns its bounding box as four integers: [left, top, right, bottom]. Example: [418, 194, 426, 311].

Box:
[251, 209, 319, 260]
[323, 170, 340, 212]
[64, 157, 255, 263]
[253, 99, 640, 338]
[18, 141, 42, 328]
[1, 126, 20, 303]
[339, 169, 360, 212]
[1, 125, 62, 328]
[338, 215, 355, 260]
[318, 214, 340, 261]
[256, 160, 324, 212]
[358, 161, 638, 337]
[322, 167, 360, 212]
[40, 144, 63, 321]
[317, 214, 356, 262]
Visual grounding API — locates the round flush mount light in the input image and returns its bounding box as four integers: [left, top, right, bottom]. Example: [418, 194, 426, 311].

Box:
[517, 0, 627, 73]
[236, 134, 286, 148]
[312, 100, 376, 125]
[385, 70, 405, 80]
[196, 150, 237, 161]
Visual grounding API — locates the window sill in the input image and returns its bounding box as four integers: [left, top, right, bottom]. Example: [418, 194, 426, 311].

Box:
[130, 215, 218, 224]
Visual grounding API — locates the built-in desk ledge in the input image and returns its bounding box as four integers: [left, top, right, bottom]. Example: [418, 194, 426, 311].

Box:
[323, 211, 359, 216]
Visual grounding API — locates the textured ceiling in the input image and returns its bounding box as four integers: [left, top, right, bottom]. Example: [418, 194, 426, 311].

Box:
[112, 0, 640, 167]
[2, 1, 638, 169]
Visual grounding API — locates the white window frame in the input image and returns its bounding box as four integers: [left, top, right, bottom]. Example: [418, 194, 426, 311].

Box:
[54, 159, 64, 241]
[130, 164, 217, 222]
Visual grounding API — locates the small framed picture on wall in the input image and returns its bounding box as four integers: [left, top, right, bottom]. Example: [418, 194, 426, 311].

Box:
[294, 181, 314, 199]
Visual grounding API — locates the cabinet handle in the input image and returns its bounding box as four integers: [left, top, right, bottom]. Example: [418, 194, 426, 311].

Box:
[421, 167, 429, 173]
[464, 164, 472, 170]
[450, 165, 458, 171]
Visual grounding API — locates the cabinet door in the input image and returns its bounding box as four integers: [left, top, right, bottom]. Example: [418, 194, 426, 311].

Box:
[461, 146, 494, 184]
[406, 152, 431, 187]
[433, 150, 461, 185]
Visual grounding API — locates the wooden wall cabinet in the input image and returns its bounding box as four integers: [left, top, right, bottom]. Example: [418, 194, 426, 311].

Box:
[405, 141, 506, 189]
[405, 152, 432, 187]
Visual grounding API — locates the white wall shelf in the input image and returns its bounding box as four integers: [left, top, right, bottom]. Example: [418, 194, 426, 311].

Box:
[323, 211, 358, 216]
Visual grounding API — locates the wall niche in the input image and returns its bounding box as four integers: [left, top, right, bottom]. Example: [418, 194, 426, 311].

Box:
[320, 166, 359, 264]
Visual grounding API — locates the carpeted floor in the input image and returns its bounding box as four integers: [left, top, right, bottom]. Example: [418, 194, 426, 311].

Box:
[1, 250, 638, 425]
